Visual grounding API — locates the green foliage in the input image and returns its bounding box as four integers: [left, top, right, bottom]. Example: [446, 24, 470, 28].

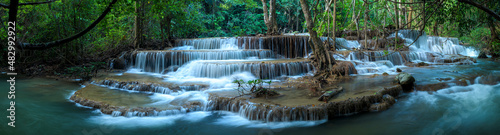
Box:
[460, 27, 490, 47]
[232, 79, 276, 98]
[62, 62, 105, 80]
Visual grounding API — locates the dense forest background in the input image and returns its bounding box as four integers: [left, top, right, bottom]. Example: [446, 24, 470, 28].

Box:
[0, 0, 499, 76]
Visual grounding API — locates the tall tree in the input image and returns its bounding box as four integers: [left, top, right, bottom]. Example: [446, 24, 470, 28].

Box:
[298, 0, 334, 72]
[134, 0, 143, 48]
[261, 0, 279, 35]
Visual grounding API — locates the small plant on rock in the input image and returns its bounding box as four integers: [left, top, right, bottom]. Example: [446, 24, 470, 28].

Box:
[232, 79, 278, 98]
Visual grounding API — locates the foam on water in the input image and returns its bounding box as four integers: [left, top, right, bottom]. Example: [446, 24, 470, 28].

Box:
[164, 71, 258, 89]
[401, 83, 500, 134]
[170, 46, 194, 50]
[212, 111, 327, 129]
[88, 114, 188, 128]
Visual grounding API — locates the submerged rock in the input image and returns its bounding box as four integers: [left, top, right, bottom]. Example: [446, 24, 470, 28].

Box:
[396, 68, 402, 72]
[405, 62, 429, 67]
[395, 72, 415, 91]
[416, 82, 449, 91]
[478, 51, 487, 58]
[111, 58, 127, 69]
[369, 95, 396, 112]
[163, 65, 180, 73]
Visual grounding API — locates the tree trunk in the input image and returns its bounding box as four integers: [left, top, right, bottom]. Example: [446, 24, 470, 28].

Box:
[299, 0, 333, 70]
[165, 17, 172, 47]
[332, 0, 337, 51]
[8, 0, 19, 24]
[160, 18, 165, 48]
[261, 0, 279, 35]
[433, 21, 438, 36]
[364, 1, 368, 49]
[395, 1, 399, 50]
[134, 0, 142, 48]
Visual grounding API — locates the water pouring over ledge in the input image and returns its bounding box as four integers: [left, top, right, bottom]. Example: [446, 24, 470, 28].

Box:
[70, 29, 488, 126]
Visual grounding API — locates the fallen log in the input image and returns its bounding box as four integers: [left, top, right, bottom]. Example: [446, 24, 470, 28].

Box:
[318, 87, 343, 102]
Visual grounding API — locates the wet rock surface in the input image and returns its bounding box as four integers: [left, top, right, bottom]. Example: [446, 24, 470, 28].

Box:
[416, 82, 449, 91]
[111, 58, 127, 69]
[70, 84, 204, 117]
[395, 72, 415, 91]
[209, 85, 404, 122]
[478, 51, 487, 58]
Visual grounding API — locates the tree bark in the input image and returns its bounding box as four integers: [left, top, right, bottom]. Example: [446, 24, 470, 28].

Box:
[134, 0, 142, 48]
[364, 1, 368, 49]
[165, 17, 172, 47]
[395, 0, 399, 50]
[299, 0, 333, 70]
[17, 0, 118, 50]
[261, 0, 279, 35]
[8, 0, 19, 23]
[332, 0, 337, 51]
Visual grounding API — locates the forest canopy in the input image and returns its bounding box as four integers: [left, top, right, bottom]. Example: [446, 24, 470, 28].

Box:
[0, 0, 499, 69]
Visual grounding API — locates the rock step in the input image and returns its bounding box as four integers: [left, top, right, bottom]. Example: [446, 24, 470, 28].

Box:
[196, 59, 310, 64]
[92, 73, 209, 93]
[209, 85, 403, 122]
[136, 49, 272, 52]
[175, 59, 314, 79]
[70, 84, 205, 117]
[129, 49, 277, 73]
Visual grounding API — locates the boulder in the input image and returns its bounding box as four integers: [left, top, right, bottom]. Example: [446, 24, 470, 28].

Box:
[478, 51, 487, 58]
[395, 72, 415, 91]
[396, 68, 402, 72]
[369, 94, 396, 112]
[163, 65, 180, 73]
[111, 58, 127, 69]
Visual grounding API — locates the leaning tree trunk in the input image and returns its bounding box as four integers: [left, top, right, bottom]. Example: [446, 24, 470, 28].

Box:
[261, 0, 279, 35]
[299, 0, 333, 70]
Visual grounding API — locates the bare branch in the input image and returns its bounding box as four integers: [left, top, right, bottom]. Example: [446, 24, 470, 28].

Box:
[0, 3, 7, 8]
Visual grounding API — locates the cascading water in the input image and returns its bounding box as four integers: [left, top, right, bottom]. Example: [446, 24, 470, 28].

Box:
[84, 31, 481, 123]
[131, 50, 274, 73]
[113, 36, 319, 122]
[335, 30, 480, 75]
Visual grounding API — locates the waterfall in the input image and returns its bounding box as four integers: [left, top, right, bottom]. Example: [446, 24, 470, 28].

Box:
[175, 37, 239, 50]
[207, 85, 403, 122]
[131, 50, 274, 73]
[423, 36, 478, 56]
[396, 30, 478, 57]
[171, 60, 314, 79]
